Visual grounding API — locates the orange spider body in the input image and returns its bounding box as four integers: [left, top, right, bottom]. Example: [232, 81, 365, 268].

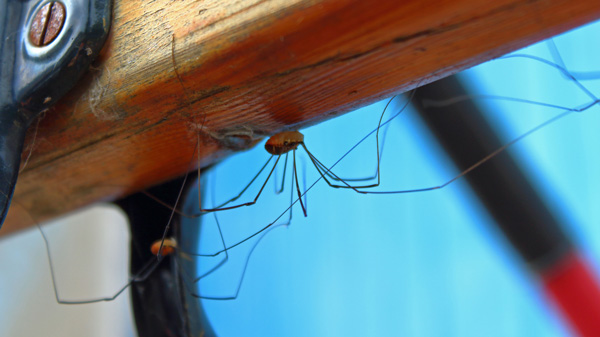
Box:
[150, 238, 178, 256]
[264, 131, 304, 155]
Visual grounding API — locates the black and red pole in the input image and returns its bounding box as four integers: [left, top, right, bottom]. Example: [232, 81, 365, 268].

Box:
[412, 75, 600, 336]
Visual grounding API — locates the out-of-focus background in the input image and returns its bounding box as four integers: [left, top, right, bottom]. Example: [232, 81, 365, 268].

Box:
[1, 18, 599, 337]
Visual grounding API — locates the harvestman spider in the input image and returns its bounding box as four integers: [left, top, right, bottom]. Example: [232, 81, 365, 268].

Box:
[196, 50, 600, 259]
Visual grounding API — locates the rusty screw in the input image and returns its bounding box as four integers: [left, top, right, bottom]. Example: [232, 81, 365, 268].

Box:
[29, 2, 66, 47]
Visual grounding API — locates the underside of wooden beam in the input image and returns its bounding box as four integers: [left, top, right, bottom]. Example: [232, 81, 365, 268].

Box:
[4, 0, 600, 235]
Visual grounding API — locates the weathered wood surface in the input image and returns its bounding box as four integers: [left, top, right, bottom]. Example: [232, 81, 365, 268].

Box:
[3, 0, 600, 236]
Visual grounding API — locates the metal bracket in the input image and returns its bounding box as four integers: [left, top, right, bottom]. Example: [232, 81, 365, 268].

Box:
[0, 0, 112, 228]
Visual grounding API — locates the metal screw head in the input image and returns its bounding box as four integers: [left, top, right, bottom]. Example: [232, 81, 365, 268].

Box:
[29, 2, 66, 47]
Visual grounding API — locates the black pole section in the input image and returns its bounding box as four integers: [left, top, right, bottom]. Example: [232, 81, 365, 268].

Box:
[115, 172, 214, 337]
[410, 75, 571, 271]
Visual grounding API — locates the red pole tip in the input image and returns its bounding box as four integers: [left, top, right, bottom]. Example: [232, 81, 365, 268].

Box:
[541, 252, 600, 337]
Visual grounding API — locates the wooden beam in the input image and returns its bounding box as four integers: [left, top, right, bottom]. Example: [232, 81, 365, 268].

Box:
[4, 0, 600, 236]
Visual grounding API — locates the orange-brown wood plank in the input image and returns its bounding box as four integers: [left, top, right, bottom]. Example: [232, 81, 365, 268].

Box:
[3, 0, 600, 236]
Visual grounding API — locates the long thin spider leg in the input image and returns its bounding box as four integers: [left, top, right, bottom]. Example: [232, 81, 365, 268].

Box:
[141, 155, 277, 217]
[422, 94, 598, 111]
[355, 109, 576, 195]
[302, 155, 308, 212]
[172, 177, 231, 300]
[35, 219, 165, 304]
[193, 162, 297, 259]
[310, 150, 379, 189]
[210, 156, 276, 209]
[356, 57, 600, 195]
[301, 94, 412, 191]
[201, 171, 297, 300]
[156, 158, 194, 259]
[204, 176, 320, 257]
[190, 222, 288, 300]
[510, 51, 600, 103]
[196, 115, 207, 210]
[202, 155, 282, 212]
[21, 165, 179, 305]
[273, 152, 289, 194]
[172, 33, 209, 216]
[546, 39, 600, 81]
[287, 162, 295, 223]
[328, 121, 391, 183]
[282, 159, 296, 224]
[293, 150, 307, 217]
[313, 96, 398, 184]
[546, 39, 569, 80]
[181, 174, 294, 299]
[310, 132, 383, 184]
[176, 216, 229, 284]
[303, 144, 371, 192]
[501, 54, 599, 102]
[192, 211, 229, 282]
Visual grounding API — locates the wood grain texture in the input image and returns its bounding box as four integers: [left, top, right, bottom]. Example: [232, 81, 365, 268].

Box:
[3, 0, 600, 236]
